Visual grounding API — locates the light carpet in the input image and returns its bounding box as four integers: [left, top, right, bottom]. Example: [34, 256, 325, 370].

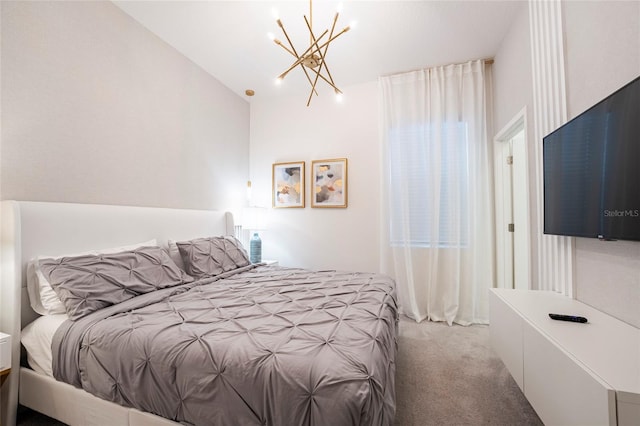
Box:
[394, 316, 543, 426]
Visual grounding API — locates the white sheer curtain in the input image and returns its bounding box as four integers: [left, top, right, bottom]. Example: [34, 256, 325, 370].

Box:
[379, 60, 494, 325]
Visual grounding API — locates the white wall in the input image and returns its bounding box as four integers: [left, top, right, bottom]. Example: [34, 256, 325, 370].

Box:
[493, 3, 531, 136]
[492, 3, 538, 287]
[493, 0, 639, 328]
[5, 0, 636, 325]
[563, 0, 640, 328]
[1, 1, 249, 212]
[249, 82, 380, 272]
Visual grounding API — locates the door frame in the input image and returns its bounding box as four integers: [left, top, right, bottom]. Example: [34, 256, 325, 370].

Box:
[493, 108, 531, 290]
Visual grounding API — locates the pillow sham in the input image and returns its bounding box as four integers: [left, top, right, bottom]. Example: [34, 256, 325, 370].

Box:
[38, 246, 193, 320]
[175, 236, 250, 280]
[21, 313, 69, 377]
[27, 239, 157, 316]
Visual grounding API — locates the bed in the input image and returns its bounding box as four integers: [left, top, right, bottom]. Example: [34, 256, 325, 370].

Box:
[0, 201, 398, 426]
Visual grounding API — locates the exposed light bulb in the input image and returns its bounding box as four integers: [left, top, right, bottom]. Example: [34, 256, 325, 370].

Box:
[336, 3, 343, 13]
[336, 93, 344, 103]
[349, 20, 358, 30]
[271, 8, 279, 20]
[275, 77, 283, 86]
[267, 32, 275, 41]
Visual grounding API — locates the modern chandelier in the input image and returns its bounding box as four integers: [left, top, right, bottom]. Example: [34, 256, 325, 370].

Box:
[270, 0, 352, 106]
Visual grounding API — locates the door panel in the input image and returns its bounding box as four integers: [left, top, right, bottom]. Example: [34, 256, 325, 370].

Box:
[494, 111, 531, 290]
[511, 130, 530, 290]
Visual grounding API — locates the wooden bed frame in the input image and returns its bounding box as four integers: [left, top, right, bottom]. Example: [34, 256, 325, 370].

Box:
[0, 201, 234, 425]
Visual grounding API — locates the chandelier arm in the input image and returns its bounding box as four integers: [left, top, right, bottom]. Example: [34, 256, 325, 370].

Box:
[308, 71, 321, 98]
[295, 30, 328, 59]
[306, 66, 342, 94]
[304, 68, 343, 106]
[325, 12, 339, 56]
[277, 30, 328, 79]
[305, 27, 350, 61]
[315, 12, 339, 58]
[302, 17, 327, 60]
[317, 72, 342, 94]
[306, 78, 319, 107]
[306, 70, 321, 105]
[273, 39, 296, 58]
[300, 30, 346, 92]
[319, 61, 339, 92]
[277, 19, 301, 58]
[304, 14, 324, 51]
[279, 20, 319, 96]
[299, 67, 320, 97]
[316, 51, 340, 91]
[303, 15, 326, 98]
[304, 11, 340, 92]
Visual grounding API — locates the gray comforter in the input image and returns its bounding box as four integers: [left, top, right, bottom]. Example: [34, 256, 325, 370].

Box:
[52, 265, 398, 426]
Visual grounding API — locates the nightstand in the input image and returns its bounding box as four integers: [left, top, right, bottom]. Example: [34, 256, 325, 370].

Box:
[0, 332, 10, 386]
[0, 368, 9, 386]
[0, 332, 10, 372]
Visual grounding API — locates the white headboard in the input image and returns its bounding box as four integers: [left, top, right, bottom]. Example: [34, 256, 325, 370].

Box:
[0, 200, 233, 425]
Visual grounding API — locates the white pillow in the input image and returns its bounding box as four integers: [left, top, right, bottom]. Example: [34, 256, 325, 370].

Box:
[27, 239, 157, 316]
[21, 313, 69, 377]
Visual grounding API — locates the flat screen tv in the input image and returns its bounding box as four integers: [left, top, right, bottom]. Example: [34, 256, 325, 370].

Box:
[543, 76, 640, 241]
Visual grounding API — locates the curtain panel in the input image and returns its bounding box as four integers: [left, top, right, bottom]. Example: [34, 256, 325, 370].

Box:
[379, 60, 495, 325]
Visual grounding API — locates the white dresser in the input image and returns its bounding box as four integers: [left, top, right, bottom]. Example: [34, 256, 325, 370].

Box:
[489, 288, 640, 426]
[0, 333, 10, 372]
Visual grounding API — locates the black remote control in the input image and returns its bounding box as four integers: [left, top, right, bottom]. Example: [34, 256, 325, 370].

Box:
[549, 313, 588, 323]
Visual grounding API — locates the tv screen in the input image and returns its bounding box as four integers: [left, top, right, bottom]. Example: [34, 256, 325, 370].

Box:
[543, 76, 640, 241]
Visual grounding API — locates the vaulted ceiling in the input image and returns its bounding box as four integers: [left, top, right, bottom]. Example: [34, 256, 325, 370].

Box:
[113, 1, 525, 102]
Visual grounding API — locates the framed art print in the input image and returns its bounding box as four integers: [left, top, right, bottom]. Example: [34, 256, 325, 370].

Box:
[273, 161, 305, 208]
[311, 158, 348, 208]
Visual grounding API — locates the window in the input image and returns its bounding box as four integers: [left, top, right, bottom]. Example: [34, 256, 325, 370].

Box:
[388, 122, 470, 247]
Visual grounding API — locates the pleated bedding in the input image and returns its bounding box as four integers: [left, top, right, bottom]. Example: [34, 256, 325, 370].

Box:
[52, 265, 398, 426]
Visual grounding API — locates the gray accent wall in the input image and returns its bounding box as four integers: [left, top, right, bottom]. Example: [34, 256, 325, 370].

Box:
[1, 1, 249, 211]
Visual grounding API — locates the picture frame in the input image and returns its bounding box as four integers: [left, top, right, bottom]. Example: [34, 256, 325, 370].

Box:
[311, 158, 348, 208]
[272, 161, 305, 208]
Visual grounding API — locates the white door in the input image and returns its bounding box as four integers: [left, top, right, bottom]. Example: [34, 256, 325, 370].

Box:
[495, 140, 514, 288]
[494, 112, 531, 290]
[511, 130, 530, 290]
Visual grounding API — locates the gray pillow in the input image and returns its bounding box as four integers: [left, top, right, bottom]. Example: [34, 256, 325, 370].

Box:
[39, 246, 193, 320]
[176, 236, 250, 279]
